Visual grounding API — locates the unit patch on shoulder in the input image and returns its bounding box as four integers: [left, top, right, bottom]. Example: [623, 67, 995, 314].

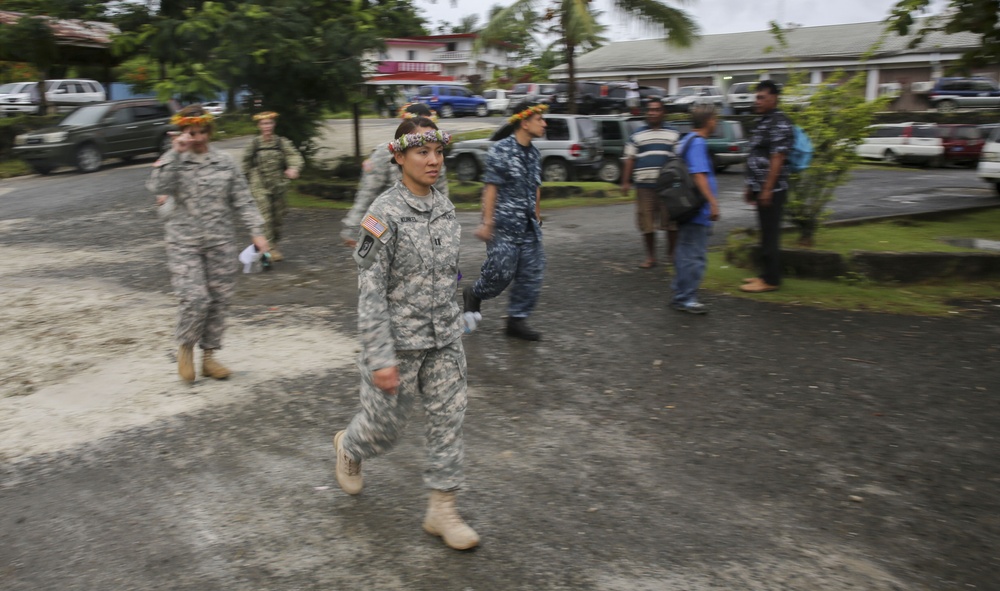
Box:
[357, 234, 374, 258]
[362, 158, 374, 173]
[361, 214, 387, 238]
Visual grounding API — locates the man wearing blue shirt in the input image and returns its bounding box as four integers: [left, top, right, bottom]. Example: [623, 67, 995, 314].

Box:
[672, 106, 721, 314]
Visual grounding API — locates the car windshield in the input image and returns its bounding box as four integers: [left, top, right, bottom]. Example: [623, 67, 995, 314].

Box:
[677, 88, 698, 96]
[0, 83, 20, 94]
[539, 84, 559, 94]
[58, 104, 112, 127]
[511, 84, 531, 94]
[730, 83, 751, 94]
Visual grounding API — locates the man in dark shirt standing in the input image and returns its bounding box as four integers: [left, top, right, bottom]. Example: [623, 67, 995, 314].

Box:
[742, 80, 794, 293]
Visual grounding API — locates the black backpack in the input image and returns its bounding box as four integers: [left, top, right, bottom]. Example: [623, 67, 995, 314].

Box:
[654, 134, 706, 224]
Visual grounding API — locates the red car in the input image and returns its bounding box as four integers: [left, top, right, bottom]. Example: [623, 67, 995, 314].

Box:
[938, 124, 985, 166]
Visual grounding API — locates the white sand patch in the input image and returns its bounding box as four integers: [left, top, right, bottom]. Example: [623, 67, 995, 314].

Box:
[0, 274, 357, 461]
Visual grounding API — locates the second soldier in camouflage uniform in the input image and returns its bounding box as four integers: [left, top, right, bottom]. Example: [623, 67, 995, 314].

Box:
[242, 111, 303, 261]
[332, 117, 480, 551]
[148, 104, 268, 383]
[341, 103, 447, 247]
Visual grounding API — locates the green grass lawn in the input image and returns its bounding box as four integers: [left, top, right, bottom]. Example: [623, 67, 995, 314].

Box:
[795, 208, 1000, 254]
[0, 159, 31, 179]
[711, 207, 1000, 315]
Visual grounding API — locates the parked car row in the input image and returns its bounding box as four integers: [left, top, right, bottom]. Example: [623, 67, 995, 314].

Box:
[446, 114, 750, 184]
[0, 79, 106, 116]
[855, 122, 988, 167]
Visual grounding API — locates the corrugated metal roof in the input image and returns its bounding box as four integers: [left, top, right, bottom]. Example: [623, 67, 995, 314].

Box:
[0, 11, 118, 48]
[555, 20, 981, 74]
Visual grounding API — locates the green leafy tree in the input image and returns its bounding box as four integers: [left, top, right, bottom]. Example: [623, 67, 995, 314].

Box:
[888, 0, 1000, 71]
[0, 15, 59, 114]
[476, 0, 697, 113]
[769, 23, 891, 246]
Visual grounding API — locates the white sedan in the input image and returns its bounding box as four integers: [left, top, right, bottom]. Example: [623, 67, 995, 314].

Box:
[202, 101, 226, 116]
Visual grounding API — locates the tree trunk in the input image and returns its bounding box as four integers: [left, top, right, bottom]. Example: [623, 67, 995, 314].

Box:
[226, 84, 238, 113]
[36, 74, 47, 116]
[353, 102, 362, 164]
[565, 41, 576, 115]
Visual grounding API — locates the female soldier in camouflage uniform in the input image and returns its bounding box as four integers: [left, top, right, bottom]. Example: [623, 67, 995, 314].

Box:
[333, 117, 479, 550]
[340, 103, 448, 247]
[148, 104, 269, 383]
[242, 111, 303, 261]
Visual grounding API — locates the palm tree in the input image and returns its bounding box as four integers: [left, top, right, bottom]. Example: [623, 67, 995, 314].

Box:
[476, 0, 698, 113]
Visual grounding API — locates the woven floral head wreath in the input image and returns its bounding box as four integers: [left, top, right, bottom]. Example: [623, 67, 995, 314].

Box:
[387, 129, 452, 154]
[397, 102, 438, 122]
[253, 111, 279, 121]
[170, 112, 215, 128]
[508, 103, 548, 124]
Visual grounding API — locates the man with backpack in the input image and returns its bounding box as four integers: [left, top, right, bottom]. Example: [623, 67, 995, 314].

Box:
[671, 106, 721, 314]
[742, 80, 794, 293]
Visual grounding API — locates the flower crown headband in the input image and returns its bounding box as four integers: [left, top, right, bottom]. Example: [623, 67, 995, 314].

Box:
[387, 129, 452, 154]
[508, 103, 548, 124]
[253, 111, 279, 121]
[397, 102, 438, 122]
[171, 113, 215, 127]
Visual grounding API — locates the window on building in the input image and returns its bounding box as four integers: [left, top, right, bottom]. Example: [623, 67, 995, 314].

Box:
[407, 50, 416, 61]
[446, 42, 457, 52]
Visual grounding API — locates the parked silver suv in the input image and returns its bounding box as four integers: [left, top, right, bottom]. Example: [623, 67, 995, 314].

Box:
[446, 114, 603, 182]
[0, 79, 106, 116]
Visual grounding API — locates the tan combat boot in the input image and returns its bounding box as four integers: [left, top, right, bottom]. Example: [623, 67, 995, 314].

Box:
[178, 344, 195, 383]
[423, 490, 480, 550]
[202, 349, 231, 379]
[269, 245, 284, 262]
[333, 430, 363, 494]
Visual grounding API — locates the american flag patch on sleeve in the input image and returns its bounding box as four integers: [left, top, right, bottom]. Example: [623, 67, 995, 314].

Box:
[361, 214, 387, 238]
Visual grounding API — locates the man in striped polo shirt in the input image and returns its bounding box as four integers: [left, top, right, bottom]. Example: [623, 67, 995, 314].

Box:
[621, 97, 682, 269]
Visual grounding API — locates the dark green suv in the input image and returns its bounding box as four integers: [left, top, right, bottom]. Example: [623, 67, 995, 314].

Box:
[14, 98, 175, 174]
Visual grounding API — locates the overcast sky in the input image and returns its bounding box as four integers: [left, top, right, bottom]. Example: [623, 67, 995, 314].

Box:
[413, 0, 947, 39]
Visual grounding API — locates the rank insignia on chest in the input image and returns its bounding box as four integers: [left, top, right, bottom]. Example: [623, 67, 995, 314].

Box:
[361, 214, 387, 238]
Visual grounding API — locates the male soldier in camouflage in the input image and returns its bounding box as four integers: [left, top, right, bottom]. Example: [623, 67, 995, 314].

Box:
[463, 101, 548, 341]
[341, 103, 448, 247]
[242, 111, 303, 261]
[332, 118, 479, 551]
[148, 104, 268, 383]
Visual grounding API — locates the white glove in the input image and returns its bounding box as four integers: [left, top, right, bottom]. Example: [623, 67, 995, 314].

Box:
[462, 312, 482, 334]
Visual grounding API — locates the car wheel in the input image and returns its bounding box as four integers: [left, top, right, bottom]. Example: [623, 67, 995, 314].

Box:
[120, 154, 135, 163]
[76, 143, 102, 173]
[597, 157, 621, 183]
[454, 155, 479, 181]
[937, 99, 959, 113]
[542, 159, 570, 183]
[30, 163, 53, 175]
[475, 104, 488, 117]
[440, 104, 454, 118]
[883, 149, 899, 165]
[712, 155, 727, 173]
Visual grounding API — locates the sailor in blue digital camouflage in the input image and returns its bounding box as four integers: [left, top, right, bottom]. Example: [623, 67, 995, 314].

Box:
[463, 102, 548, 341]
[332, 118, 480, 551]
[148, 104, 268, 383]
[341, 103, 448, 246]
[242, 111, 303, 261]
